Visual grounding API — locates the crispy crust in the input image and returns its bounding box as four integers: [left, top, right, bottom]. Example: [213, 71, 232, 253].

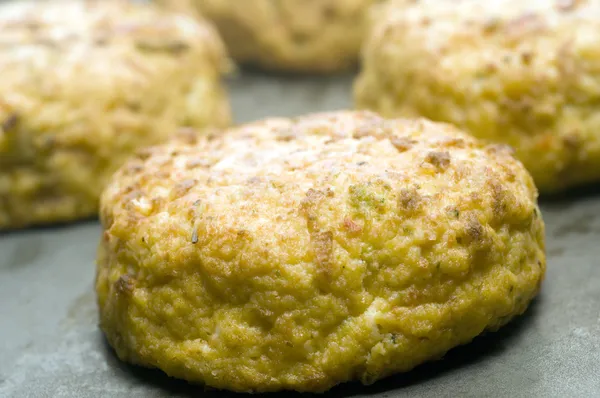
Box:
[0, 0, 231, 229]
[355, 0, 600, 192]
[97, 110, 545, 392]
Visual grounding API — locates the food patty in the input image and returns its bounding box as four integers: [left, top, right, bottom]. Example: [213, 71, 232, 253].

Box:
[355, 0, 600, 193]
[0, 0, 231, 229]
[97, 110, 545, 392]
[161, 0, 380, 73]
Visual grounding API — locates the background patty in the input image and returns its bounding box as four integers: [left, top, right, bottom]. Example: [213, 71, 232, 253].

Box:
[0, 0, 231, 229]
[355, 0, 600, 193]
[161, 0, 379, 73]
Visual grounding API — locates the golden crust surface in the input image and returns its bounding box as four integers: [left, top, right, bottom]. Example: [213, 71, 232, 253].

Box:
[97, 110, 545, 392]
[162, 0, 379, 73]
[355, 0, 600, 193]
[0, 0, 231, 229]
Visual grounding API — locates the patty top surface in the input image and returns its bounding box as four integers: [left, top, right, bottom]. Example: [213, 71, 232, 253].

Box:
[0, 0, 227, 80]
[382, 0, 598, 29]
[371, 0, 600, 84]
[372, 0, 600, 84]
[98, 111, 544, 392]
[102, 110, 538, 237]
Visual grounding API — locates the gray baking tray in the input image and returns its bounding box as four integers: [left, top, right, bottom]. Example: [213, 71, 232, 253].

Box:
[1, 71, 599, 398]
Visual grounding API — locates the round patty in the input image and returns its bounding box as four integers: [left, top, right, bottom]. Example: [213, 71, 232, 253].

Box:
[0, 0, 231, 229]
[162, 0, 379, 73]
[97, 110, 545, 392]
[355, 0, 600, 193]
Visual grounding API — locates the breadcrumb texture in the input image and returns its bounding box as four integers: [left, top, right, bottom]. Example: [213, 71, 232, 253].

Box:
[164, 0, 380, 73]
[97, 111, 545, 392]
[355, 0, 600, 193]
[0, 0, 231, 229]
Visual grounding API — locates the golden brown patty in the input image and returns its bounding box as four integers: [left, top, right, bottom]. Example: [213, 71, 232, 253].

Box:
[161, 0, 379, 73]
[97, 110, 545, 393]
[355, 0, 600, 193]
[0, 0, 230, 229]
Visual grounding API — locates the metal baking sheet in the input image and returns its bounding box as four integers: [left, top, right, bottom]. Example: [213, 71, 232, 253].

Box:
[1, 71, 599, 398]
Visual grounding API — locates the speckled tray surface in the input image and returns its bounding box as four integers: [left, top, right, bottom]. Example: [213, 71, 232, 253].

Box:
[1, 72, 599, 398]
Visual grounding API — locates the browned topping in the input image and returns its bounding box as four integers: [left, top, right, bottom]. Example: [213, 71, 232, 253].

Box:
[505, 13, 546, 37]
[301, 188, 325, 224]
[246, 176, 262, 185]
[353, 126, 372, 139]
[2, 113, 18, 132]
[155, 170, 171, 179]
[176, 128, 201, 145]
[343, 217, 362, 233]
[440, 137, 466, 148]
[555, 0, 581, 12]
[32, 38, 60, 48]
[323, 5, 336, 19]
[151, 196, 165, 209]
[122, 164, 144, 176]
[398, 188, 421, 211]
[425, 151, 451, 169]
[486, 144, 516, 156]
[115, 274, 135, 295]
[485, 63, 498, 73]
[303, 188, 325, 205]
[313, 230, 333, 272]
[483, 17, 500, 34]
[174, 179, 197, 196]
[136, 148, 153, 160]
[94, 36, 109, 46]
[186, 159, 210, 169]
[521, 51, 533, 65]
[466, 217, 484, 241]
[563, 134, 581, 150]
[489, 181, 508, 218]
[390, 137, 415, 152]
[276, 128, 297, 142]
[24, 21, 41, 31]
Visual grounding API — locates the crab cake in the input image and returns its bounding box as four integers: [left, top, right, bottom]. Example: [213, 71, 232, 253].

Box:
[161, 0, 379, 73]
[355, 0, 600, 193]
[97, 111, 545, 393]
[0, 0, 231, 229]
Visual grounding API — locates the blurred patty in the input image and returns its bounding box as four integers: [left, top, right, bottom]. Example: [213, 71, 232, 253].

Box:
[355, 0, 600, 193]
[161, 0, 380, 73]
[98, 110, 545, 392]
[0, 0, 231, 229]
